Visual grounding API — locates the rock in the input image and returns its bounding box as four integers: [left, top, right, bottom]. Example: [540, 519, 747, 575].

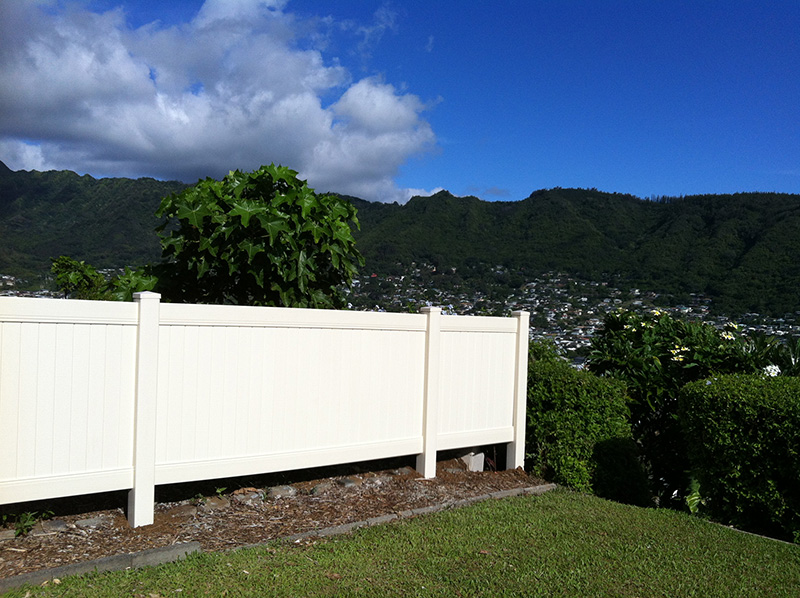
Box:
[0, 529, 16, 541]
[391, 467, 415, 476]
[199, 496, 230, 513]
[267, 485, 296, 499]
[461, 451, 485, 472]
[311, 482, 333, 495]
[337, 477, 362, 488]
[31, 519, 70, 535]
[232, 492, 263, 507]
[75, 516, 107, 529]
[164, 504, 197, 521]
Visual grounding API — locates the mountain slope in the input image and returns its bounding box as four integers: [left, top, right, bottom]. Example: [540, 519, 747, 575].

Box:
[0, 163, 186, 277]
[2, 162, 799, 315]
[352, 188, 800, 315]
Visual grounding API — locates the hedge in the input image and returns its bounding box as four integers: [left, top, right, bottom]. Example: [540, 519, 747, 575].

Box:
[679, 375, 800, 542]
[527, 358, 649, 505]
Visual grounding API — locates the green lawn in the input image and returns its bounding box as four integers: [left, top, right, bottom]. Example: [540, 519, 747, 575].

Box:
[4, 489, 799, 597]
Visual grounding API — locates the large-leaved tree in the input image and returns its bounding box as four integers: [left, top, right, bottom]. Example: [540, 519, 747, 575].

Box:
[139, 164, 363, 308]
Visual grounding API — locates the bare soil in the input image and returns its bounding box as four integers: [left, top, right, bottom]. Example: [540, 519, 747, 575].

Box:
[0, 455, 544, 580]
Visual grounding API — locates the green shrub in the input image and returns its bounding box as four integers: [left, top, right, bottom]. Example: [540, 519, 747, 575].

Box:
[587, 310, 776, 508]
[528, 338, 563, 363]
[527, 357, 643, 499]
[51, 256, 111, 300]
[679, 375, 800, 542]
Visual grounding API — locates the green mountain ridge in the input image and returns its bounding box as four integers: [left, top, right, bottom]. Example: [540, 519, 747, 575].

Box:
[1, 162, 799, 315]
[0, 163, 187, 276]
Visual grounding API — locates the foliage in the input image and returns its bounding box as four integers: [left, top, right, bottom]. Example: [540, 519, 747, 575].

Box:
[679, 375, 800, 543]
[771, 336, 800, 377]
[50, 256, 110, 300]
[528, 338, 564, 363]
[14, 511, 38, 537]
[4, 509, 54, 538]
[526, 353, 636, 495]
[109, 266, 159, 301]
[148, 164, 363, 308]
[587, 310, 784, 509]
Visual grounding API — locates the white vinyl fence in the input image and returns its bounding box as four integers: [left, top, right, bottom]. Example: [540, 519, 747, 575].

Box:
[0, 293, 529, 527]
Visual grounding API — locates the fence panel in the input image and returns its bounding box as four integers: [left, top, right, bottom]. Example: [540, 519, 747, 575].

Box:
[437, 315, 518, 450]
[0, 298, 138, 504]
[152, 304, 427, 484]
[0, 295, 527, 526]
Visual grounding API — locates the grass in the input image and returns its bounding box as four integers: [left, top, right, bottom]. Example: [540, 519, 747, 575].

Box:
[3, 489, 799, 597]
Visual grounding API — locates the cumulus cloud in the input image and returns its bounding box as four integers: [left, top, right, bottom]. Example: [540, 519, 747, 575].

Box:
[0, 1, 437, 202]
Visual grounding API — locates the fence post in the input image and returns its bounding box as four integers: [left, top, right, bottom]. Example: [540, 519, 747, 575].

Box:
[507, 311, 529, 470]
[417, 306, 441, 478]
[128, 291, 161, 527]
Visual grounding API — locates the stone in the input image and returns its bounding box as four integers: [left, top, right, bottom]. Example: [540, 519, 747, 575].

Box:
[311, 481, 333, 495]
[75, 516, 107, 529]
[232, 492, 262, 508]
[0, 529, 16, 541]
[267, 485, 296, 499]
[164, 504, 197, 521]
[337, 477, 362, 488]
[390, 467, 415, 476]
[31, 520, 69, 535]
[199, 496, 230, 513]
[367, 514, 398, 526]
[460, 451, 485, 472]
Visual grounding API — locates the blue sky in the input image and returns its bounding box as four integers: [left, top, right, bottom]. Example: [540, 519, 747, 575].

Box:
[1, 1, 798, 203]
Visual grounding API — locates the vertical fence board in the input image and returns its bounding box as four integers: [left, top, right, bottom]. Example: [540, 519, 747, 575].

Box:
[0, 322, 22, 480]
[85, 325, 108, 472]
[33, 324, 56, 477]
[52, 324, 75, 474]
[16, 325, 40, 477]
[69, 324, 92, 472]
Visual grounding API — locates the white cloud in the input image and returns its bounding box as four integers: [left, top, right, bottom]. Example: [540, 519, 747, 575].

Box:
[0, 1, 436, 202]
[0, 139, 47, 172]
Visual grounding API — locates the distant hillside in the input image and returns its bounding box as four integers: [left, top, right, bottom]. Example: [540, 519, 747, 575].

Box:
[0, 161, 186, 277]
[350, 188, 800, 316]
[1, 162, 799, 315]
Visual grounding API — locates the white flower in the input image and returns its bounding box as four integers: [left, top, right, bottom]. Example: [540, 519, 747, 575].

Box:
[669, 345, 689, 362]
[764, 364, 781, 377]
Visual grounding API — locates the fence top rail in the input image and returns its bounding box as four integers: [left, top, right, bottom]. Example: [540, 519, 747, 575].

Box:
[0, 296, 138, 325]
[0, 297, 528, 333]
[440, 314, 518, 333]
[159, 302, 428, 332]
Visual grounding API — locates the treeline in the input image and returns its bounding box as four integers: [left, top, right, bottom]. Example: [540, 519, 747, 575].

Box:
[2, 161, 799, 315]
